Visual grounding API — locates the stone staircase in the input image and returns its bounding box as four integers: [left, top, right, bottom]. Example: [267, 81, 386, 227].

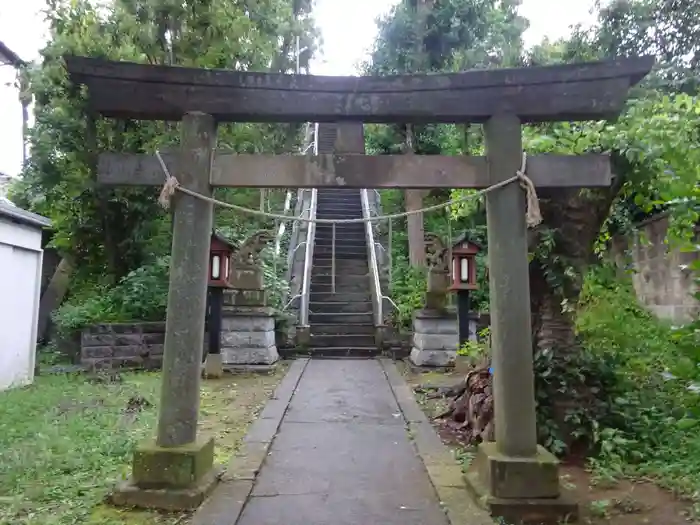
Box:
[308, 188, 379, 357]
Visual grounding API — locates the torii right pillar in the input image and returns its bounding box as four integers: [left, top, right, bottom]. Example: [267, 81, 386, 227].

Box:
[464, 114, 576, 524]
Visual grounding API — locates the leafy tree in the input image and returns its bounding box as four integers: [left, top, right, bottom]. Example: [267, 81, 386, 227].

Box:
[596, 0, 700, 92]
[365, 0, 526, 267]
[371, 0, 700, 449]
[10, 0, 317, 331]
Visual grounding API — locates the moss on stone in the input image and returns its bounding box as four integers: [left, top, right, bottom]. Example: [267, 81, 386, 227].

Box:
[132, 436, 215, 489]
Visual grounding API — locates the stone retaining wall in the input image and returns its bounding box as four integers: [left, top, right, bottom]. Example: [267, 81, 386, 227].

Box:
[611, 213, 700, 323]
[81, 322, 165, 370]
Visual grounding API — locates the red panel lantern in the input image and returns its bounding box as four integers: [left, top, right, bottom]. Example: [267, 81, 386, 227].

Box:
[449, 234, 481, 292]
[208, 232, 234, 287]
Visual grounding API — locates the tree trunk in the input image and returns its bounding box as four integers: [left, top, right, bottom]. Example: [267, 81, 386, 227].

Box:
[406, 189, 427, 267]
[436, 186, 620, 450]
[528, 187, 617, 448]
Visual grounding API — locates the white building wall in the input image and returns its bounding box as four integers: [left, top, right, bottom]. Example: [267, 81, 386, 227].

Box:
[0, 216, 43, 390]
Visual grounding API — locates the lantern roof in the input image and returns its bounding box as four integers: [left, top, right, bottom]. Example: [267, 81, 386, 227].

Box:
[211, 230, 235, 249]
[451, 231, 483, 251]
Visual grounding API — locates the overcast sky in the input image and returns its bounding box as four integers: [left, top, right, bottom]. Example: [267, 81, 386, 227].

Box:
[0, 0, 597, 178]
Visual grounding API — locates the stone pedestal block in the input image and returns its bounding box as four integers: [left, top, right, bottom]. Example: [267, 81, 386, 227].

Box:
[464, 442, 579, 524]
[409, 309, 458, 367]
[221, 304, 279, 368]
[203, 353, 223, 379]
[230, 265, 264, 290]
[111, 437, 220, 511]
[472, 442, 559, 499]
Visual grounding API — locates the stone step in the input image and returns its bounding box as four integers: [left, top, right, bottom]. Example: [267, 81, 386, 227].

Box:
[312, 274, 369, 285]
[308, 312, 374, 324]
[314, 244, 367, 254]
[314, 231, 366, 241]
[312, 264, 368, 276]
[310, 301, 373, 313]
[310, 291, 372, 303]
[315, 215, 364, 222]
[278, 347, 381, 359]
[311, 323, 375, 335]
[309, 333, 377, 347]
[316, 206, 363, 214]
[315, 224, 366, 234]
[316, 202, 362, 210]
[311, 283, 370, 294]
[314, 246, 367, 256]
[317, 189, 362, 195]
[307, 347, 381, 358]
[316, 196, 362, 204]
[315, 232, 366, 243]
[313, 250, 367, 258]
[315, 238, 366, 247]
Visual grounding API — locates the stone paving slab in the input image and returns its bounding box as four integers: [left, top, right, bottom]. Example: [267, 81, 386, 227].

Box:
[283, 359, 404, 425]
[238, 359, 448, 525]
[192, 358, 494, 525]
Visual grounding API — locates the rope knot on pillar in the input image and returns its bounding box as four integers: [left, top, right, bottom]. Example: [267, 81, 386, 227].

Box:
[515, 152, 542, 228]
[156, 150, 180, 209]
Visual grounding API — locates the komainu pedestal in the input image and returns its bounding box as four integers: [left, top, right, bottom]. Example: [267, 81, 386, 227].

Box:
[409, 233, 458, 368]
[221, 287, 279, 371]
[410, 308, 458, 367]
[220, 232, 279, 371]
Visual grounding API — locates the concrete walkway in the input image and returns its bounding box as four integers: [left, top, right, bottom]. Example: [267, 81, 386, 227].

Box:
[193, 358, 492, 525]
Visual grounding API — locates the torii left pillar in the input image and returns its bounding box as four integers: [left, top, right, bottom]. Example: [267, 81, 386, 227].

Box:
[112, 112, 220, 510]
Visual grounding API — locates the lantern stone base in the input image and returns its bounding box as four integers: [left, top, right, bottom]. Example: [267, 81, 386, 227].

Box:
[221, 303, 279, 367]
[409, 308, 458, 368]
[464, 442, 579, 524]
[202, 353, 224, 379]
[111, 437, 221, 511]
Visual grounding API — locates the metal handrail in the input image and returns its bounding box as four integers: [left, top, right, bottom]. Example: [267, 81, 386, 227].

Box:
[274, 190, 295, 256]
[297, 123, 319, 327]
[298, 191, 317, 325]
[361, 188, 384, 327]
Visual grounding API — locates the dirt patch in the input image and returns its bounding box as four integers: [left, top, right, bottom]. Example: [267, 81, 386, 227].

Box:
[562, 466, 696, 525]
[396, 359, 698, 525]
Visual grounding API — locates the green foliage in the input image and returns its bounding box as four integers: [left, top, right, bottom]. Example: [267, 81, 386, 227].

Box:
[53, 257, 170, 335]
[576, 266, 700, 496]
[377, 187, 490, 329]
[388, 257, 427, 329]
[10, 0, 316, 336]
[596, 0, 700, 93]
[457, 326, 490, 360]
[367, 0, 526, 74]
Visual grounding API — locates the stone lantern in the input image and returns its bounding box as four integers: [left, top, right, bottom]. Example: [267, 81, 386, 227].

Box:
[449, 233, 482, 347]
[203, 231, 235, 378]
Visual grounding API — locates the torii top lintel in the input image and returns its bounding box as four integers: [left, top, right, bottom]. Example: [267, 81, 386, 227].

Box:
[64, 55, 653, 124]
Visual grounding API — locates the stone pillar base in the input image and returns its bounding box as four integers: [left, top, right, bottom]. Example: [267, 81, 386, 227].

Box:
[464, 442, 579, 524]
[409, 308, 458, 368]
[374, 324, 387, 349]
[111, 437, 221, 511]
[296, 325, 311, 348]
[202, 353, 224, 379]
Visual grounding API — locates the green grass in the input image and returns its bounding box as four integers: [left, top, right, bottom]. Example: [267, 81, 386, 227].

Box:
[0, 369, 285, 524]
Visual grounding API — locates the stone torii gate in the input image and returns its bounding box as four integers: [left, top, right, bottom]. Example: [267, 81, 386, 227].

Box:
[64, 55, 652, 517]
